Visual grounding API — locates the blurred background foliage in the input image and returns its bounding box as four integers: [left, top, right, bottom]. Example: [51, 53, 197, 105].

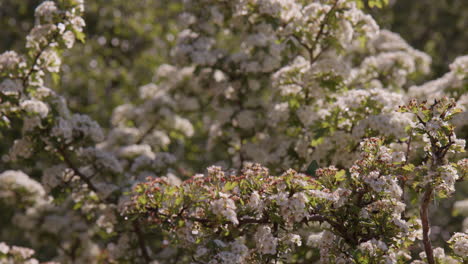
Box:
[1, 0, 467, 125]
[366, 0, 468, 78]
[0, 0, 467, 257]
[0, 0, 182, 126]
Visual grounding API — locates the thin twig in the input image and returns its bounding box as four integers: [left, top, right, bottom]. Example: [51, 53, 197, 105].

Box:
[309, 0, 339, 65]
[58, 147, 99, 193]
[404, 134, 412, 165]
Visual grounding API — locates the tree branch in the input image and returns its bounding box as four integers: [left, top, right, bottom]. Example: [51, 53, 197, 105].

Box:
[133, 220, 151, 264]
[420, 186, 434, 264]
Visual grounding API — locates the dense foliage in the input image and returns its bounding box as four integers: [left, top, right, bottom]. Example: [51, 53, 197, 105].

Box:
[0, 0, 467, 263]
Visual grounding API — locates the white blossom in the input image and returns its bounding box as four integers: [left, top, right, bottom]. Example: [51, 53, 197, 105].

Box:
[35, 1, 58, 22]
[254, 225, 277, 255]
[20, 99, 49, 118]
[211, 195, 239, 225]
[448, 232, 468, 257]
[0, 51, 21, 71]
[0, 170, 45, 204]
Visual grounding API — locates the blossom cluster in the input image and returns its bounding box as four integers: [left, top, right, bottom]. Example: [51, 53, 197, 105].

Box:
[0, 0, 467, 263]
[127, 132, 464, 263]
[0, 242, 50, 264]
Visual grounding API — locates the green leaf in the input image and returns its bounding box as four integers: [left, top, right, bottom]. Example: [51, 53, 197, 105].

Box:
[73, 202, 82, 210]
[138, 195, 147, 205]
[51, 72, 60, 86]
[310, 137, 324, 147]
[368, 0, 388, 8]
[223, 182, 238, 192]
[74, 30, 86, 43]
[402, 164, 415, 172]
[174, 196, 184, 207]
[288, 97, 301, 110]
[354, 0, 365, 9]
[334, 170, 346, 182]
[306, 160, 319, 177]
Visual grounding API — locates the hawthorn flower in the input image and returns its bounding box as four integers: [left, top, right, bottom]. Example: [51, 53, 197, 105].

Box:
[248, 191, 263, 212]
[286, 192, 309, 222]
[71, 114, 104, 142]
[425, 117, 447, 137]
[79, 147, 123, 174]
[62, 30, 76, 48]
[254, 225, 278, 255]
[358, 239, 388, 256]
[26, 24, 57, 50]
[449, 55, 468, 80]
[0, 242, 9, 254]
[35, 1, 58, 22]
[70, 16, 86, 32]
[42, 165, 69, 191]
[362, 170, 386, 192]
[211, 194, 239, 225]
[454, 199, 468, 216]
[333, 188, 352, 208]
[0, 170, 45, 205]
[0, 51, 21, 71]
[307, 232, 322, 247]
[391, 151, 406, 163]
[285, 234, 302, 246]
[6, 138, 34, 161]
[51, 117, 73, 142]
[448, 232, 468, 257]
[10, 246, 35, 259]
[173, 116, 194, 137]
[20, 99, 49, 118]
[0, 79, 23, 95]
[433, 164, 460, 195]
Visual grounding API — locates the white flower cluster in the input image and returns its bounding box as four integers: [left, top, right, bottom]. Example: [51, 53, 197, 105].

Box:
[436, 165, 460, 195]
[51, 114, 104, 143]
[105, 77, 195, 164]
[454, 199, 468, 221]
[409, 56, 468, 132]
[211, 193, 239, 225]
[78, 147, 123, 174]
[42, 164, 72, 191]
[307, 231, 337, 263]
[424, 164, 461, 196]
[35, 1, 59, 23]
[414, 247, 461, 264]
[21, 0, 84, 87]
[4, 138, 34, 162]
[274, 191, 309, 224]
[0, 51, 22, 72]
[0, 170, 46, 206]
[0, 242, 44, 264]
[204, 238, 249, 264]
[254, 225, 278, 255]
[448, 232, 468, 257]
[358, 238, 388, 257]
[350, 30, 431, 88]
[20, 99, 49, 118]
[0, 78, 23, 95]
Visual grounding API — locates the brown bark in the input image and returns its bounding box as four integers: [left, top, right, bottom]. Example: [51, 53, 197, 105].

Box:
[420, 186, 434, 264]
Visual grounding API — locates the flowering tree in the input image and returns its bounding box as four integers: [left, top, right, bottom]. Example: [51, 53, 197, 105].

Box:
[0, 0, 467, 263]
